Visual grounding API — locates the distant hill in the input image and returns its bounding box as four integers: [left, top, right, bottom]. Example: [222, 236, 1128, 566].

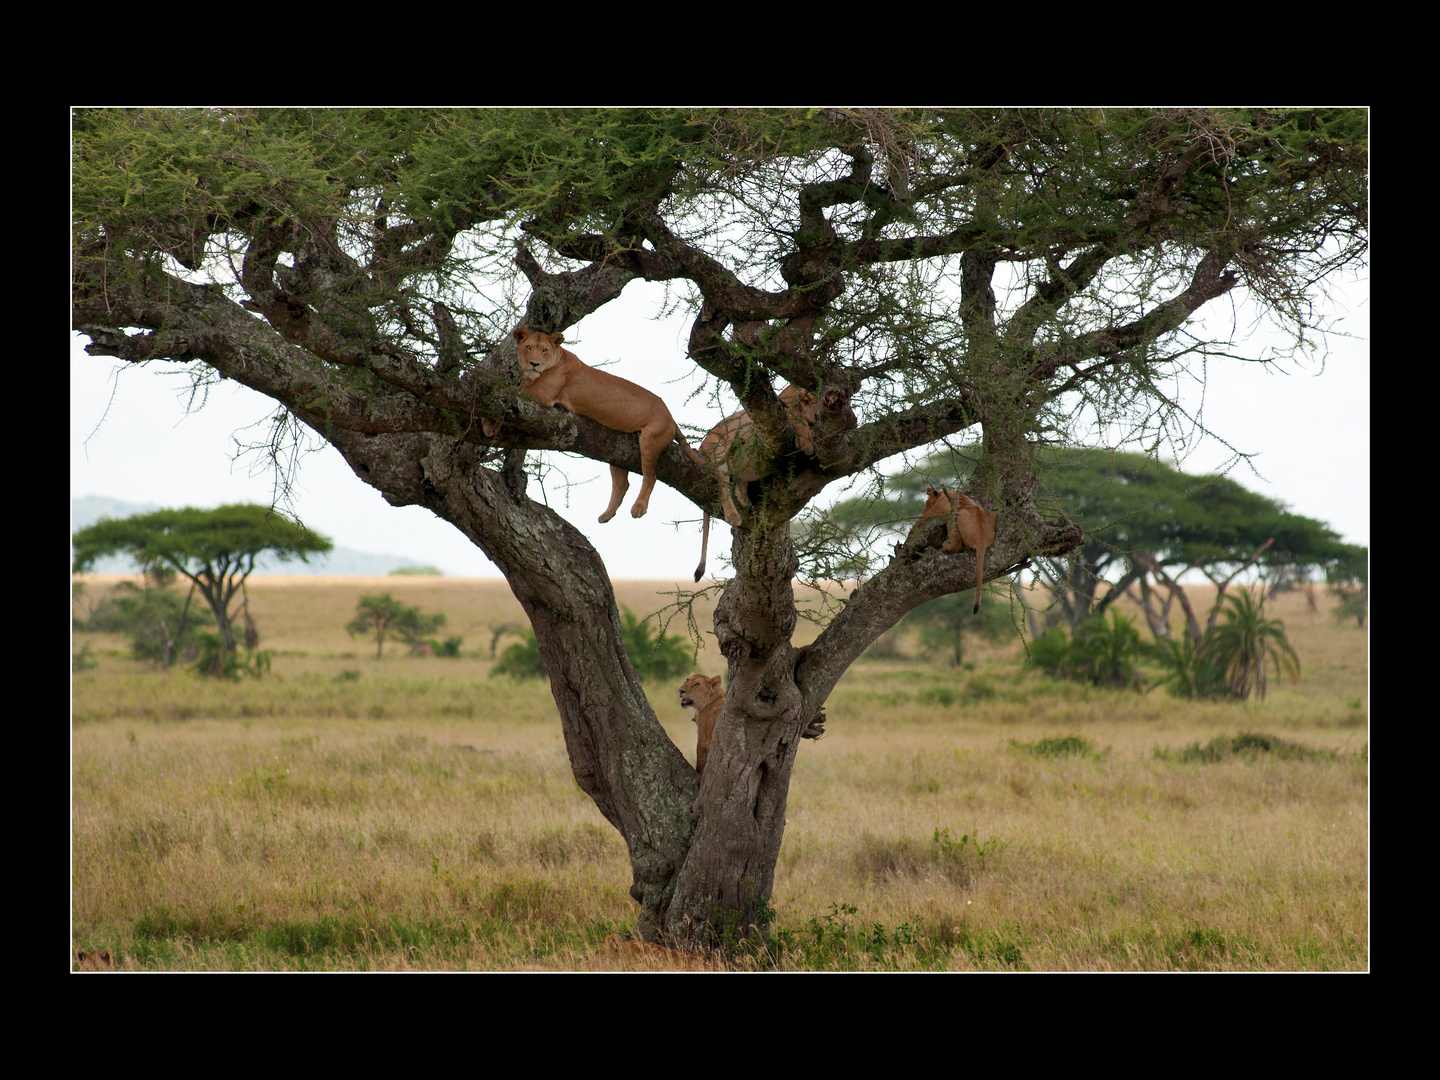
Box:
[70, 496, 432, 576]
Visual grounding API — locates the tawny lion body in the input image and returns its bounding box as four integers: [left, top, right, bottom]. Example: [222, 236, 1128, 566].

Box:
[693, 385, 819, 581]
[678, 673, 725, 774]
[942, 492, 1000, 613]
[486, 328, 704, 522]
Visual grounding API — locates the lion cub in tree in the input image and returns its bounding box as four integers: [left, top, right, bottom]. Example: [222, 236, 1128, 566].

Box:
[943, 493, 999, 613]
[678, 673, 725, 774]
[693, 385, 819, 581]
[483, 327, 705, 522]
[916, 485, 956, 527]
[914, 486, 1000, 613]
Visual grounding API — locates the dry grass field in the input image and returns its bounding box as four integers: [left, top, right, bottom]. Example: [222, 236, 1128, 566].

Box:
[71, 574, 1368, 971]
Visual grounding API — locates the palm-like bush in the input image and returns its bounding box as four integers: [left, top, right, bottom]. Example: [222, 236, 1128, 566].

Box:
[489, 628, 547, 680]
[1025, 612, 1144, 690]
[1206, 589, 1300, 701]
[619, 607, 694, 683]
[1146, 633, 1228, 700]
[1068, 611, 1145, 689]
[1026, 626, 1073, 678]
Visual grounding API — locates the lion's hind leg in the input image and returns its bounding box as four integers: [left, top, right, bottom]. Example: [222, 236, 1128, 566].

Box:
[599, 465, 630, 523]
[715, 459, 743, 526]
[629, 422, 674, 518]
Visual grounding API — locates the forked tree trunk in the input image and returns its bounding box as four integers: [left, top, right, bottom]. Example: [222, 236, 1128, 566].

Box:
[320, 421, 1078, 950]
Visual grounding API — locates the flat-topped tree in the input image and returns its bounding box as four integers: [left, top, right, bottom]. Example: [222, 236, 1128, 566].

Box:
[71, 504, 332, 654]
[72, 108, 1368, 949]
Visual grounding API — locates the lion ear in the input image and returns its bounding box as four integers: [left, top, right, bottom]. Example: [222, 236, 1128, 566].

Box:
[512, 326, 528, 342]
[549, 332, 565, 346]
[710, 676, 723, 688]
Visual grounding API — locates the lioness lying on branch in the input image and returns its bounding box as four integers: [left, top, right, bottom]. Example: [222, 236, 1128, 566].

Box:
[484, 327, 705, 522]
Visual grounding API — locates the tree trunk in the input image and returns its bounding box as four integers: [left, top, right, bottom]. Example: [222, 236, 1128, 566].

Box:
[327, 428, 701, 941]
[664, 521, 809, 943]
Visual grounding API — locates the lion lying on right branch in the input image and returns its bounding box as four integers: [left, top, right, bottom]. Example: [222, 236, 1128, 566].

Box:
[918, 485, 1000, 613]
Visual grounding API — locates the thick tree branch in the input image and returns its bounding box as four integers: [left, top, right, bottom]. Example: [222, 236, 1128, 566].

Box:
[1026, 249, 1240, 386]
[796, 511, 1080, 711]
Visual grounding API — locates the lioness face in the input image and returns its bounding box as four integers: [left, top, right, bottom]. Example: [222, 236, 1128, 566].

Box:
[76, 948, 113, 970]
[679, 673, 722, 712]
[513, 327, 566, 381]
[784, 386, 819, 428]
[922, 485, 954, 517]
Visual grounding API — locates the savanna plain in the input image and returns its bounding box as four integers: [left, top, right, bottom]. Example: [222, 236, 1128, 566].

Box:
[71, 574, 1368, 971]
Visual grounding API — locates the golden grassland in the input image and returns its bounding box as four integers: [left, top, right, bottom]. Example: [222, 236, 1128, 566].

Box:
[71, 575, 1368, 971]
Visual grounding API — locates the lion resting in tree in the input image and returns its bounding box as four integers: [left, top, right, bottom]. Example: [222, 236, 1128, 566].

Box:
[678, 673, 725, 774]
[914, 486, 1000, 613]
[693, 385, 819, 580]
[944, 492, 1000, 612]
[483, 327, 705, 522]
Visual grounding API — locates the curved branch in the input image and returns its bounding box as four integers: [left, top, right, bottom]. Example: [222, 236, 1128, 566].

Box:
[796, 511, 1081, 710]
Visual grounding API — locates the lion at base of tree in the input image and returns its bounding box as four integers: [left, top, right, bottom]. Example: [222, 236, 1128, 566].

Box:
[678, 673, 725, 774]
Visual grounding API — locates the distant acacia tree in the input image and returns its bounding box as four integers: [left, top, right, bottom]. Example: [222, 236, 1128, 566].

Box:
[1327, 547, 1368, 628]
[72, 504, 331, 662]
[1030, 450, 1364, 643]
[345, 593, 443, 658]
[73, 107, 1366, 949]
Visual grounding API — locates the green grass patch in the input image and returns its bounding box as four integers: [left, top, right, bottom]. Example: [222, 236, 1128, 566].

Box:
[1153, 732, 1338, 764]
[1011, 734, 1101, 759]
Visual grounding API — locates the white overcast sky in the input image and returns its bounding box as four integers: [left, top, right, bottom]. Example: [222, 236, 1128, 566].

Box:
[71, 269, 1369, 582]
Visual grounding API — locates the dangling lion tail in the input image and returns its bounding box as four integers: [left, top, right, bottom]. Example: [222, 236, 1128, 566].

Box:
[973, 544, 985, 613]
[695, 511, 710, 583]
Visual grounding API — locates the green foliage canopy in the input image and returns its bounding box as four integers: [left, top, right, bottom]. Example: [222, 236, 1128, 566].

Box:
[73, 503, 331, 577]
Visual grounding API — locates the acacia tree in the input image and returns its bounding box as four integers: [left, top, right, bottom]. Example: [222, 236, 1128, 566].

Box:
[345, 593, 440, 658]
[72, 504, 332, 657]
[71, 108, 1367, 948]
